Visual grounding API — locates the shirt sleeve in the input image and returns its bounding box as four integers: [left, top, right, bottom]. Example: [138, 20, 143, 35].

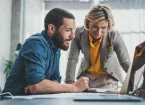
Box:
[21, 39, 47, 85]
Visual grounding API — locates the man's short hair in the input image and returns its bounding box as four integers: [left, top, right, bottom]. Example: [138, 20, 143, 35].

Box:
[44, 8, 75, 31]
[84, 4, 114, 30]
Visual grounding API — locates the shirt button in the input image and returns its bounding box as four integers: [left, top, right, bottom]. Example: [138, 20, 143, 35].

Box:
[104, 68, 107, 71]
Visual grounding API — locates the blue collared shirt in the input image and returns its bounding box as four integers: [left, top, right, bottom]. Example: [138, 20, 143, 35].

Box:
[3, 31, 61, 95]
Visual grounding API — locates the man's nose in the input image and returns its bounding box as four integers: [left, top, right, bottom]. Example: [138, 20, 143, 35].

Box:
[69, 32, 75, 40]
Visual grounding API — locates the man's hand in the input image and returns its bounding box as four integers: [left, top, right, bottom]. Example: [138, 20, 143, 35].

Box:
[73, 77, 89, 92]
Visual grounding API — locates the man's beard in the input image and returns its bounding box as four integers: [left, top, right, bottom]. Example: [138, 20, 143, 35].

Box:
[51, 31, 69, 51]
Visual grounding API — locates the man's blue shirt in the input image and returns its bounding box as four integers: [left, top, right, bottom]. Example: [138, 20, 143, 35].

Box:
[3, 31, 61, 95]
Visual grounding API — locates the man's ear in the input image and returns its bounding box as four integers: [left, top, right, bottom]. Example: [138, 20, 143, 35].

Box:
[47, 24, 56, 35]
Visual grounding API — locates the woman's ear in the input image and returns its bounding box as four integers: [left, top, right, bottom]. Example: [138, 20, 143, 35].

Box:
[47, 24, 56, 35]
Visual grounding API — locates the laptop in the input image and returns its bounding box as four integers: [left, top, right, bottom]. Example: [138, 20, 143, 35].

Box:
[74, 43, 145, 101]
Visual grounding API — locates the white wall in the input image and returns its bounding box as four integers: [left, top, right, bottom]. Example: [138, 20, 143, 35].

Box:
[24, 0, 43, 41]
[112, 9, 145, 60]
[0, 0, 12, 89]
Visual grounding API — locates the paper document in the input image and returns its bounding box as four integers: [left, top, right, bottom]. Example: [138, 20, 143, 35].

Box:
[3, 93, 76, 99]
[87, 88, 118, 93]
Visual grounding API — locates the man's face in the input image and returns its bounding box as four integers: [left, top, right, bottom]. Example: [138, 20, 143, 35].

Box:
[52, 18, 76, 51]
[89, 20, 109, 41]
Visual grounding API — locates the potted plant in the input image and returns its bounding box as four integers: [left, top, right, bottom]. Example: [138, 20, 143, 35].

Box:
[4, 60, 14, 79]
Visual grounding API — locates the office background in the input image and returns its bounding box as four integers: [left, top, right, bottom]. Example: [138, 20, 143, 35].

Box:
[0, 0, 145, 90]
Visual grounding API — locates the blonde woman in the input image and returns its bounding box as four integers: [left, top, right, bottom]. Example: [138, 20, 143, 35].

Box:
[65, 4, 130, 89]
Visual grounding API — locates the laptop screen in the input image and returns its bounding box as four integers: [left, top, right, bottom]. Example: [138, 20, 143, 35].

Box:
[129, 41, 145, 92]
[120, 41, 145, 94]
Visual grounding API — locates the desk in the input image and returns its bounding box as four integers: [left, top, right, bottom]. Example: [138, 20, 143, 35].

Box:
[0, 98, 145, 105]
[0, 93, 145, 105]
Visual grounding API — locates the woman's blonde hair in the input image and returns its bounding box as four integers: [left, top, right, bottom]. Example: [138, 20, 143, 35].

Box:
[84, 4, 114, 30]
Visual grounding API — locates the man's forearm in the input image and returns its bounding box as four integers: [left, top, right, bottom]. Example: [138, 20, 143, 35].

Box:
[28, 77, 89, 94]
[28, 79, 75, 94]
